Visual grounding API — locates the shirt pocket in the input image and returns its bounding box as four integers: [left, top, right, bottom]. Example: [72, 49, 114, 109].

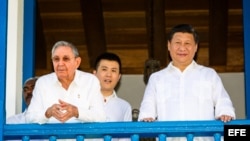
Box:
[191, 81, 213, 100]
[156, 82, 177, 103]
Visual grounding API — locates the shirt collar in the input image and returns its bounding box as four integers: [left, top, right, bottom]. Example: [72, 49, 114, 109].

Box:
[104, 91, 117, 103]
[53, 70, 80, 86]
[169, 60, 197, 72]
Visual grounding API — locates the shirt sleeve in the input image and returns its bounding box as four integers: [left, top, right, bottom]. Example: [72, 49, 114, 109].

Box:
[123, 103, 132, 121]
[25, 79, 49, 124]
[138, 74, 157, 121]
[212, 71, 236, 119]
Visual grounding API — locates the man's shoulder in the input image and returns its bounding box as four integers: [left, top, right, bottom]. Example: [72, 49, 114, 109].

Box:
[37, 72, 56, 80]
[77, 70, 95, 76]
[76, 70, 98, 80]
[115, 97, 131, 107]
[6, 113, 25, 124]
[75, 70, 100, 85]
[195, 64, 217, 74]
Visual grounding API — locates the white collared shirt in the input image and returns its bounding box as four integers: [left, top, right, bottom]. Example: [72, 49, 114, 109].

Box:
[26, 70, 106, 124]
[139, 61, 236, 121]
[103, 91, 132, 121]
[6, 110, 27, 124]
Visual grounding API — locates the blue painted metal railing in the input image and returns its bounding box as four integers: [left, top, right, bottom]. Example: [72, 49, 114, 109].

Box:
[3, 120, 250, 141]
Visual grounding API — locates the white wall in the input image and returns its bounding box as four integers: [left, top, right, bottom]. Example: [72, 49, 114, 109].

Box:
[219, 73, 245, 119]
[6, 0, 24, 118]
[117, 73, 245, 119]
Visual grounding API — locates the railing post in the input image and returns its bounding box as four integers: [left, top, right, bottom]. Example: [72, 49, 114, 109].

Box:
[186, 134, 194, 141]
[131, 134, 139, 141]
[214, 133, 221, 141]
[76, 135, 84, 141]
[103, 135, 112, 141]
[49, 136, 57, 141]
[243, 0, 250, 120]
[158, 134, 166, 141]
[22, 136, 30, 141]
[0, 0, 8, 140]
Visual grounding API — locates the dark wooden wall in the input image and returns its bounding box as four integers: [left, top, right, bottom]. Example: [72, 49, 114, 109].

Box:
[35, 0, 244, 75]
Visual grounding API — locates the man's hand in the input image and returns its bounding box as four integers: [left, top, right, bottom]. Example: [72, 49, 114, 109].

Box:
[217, 115, 234, 122]
[45, 99, 79, 123]
[141, 117, 155, 122]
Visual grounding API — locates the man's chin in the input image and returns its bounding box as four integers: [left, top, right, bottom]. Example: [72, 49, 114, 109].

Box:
[56, 73, 67, 78]
[26, 98, 32, 106]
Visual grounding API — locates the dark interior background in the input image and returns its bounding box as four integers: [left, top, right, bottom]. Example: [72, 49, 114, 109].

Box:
[34, 0, 244, 75]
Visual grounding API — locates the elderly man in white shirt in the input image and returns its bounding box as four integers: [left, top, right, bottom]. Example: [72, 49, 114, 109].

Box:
[26, 41, 106, 124]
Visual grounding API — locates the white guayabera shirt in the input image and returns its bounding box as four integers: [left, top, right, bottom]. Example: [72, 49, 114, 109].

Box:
[26, 70, 106, 124]
[138, 61, 235, 141]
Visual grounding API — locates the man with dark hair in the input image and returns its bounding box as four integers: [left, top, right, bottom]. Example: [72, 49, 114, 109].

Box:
[138, 24, 235, 141]
[93, 52, 132, 121]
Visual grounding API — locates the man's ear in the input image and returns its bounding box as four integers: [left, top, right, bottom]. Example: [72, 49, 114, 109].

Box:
[93, 70, 97, 75]
[75, 57, 81, 68]
[167, 41, 171, 51]
[118, 74, 121, 80]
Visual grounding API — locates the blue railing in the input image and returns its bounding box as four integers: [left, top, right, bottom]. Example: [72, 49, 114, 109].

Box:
[3, 119, 250, 141]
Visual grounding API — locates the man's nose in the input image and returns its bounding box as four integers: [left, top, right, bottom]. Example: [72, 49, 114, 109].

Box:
[178, 43, 186, 50]
[26, 88, 33, 94]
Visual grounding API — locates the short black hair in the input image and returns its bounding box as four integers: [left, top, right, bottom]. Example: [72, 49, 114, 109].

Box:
[94, 52, 122, 73]
[167, 24, 199, 44]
